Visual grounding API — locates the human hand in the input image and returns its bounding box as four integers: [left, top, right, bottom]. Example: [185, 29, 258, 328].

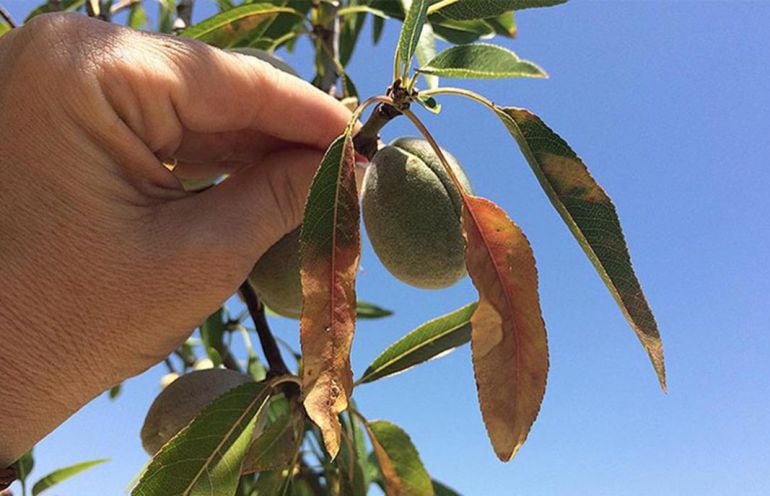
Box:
[0, 13, 351, 465]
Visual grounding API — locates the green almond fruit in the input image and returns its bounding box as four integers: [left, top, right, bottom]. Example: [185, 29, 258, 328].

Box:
[248, 228, 302, 319]
[140, 368, 253, 455]
[362, 137, 472, 289]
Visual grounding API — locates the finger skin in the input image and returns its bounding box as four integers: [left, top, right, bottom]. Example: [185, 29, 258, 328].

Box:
[0, 13, 349, 464]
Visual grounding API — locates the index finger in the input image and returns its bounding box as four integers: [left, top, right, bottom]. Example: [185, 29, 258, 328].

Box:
[104, 26, 353, 153]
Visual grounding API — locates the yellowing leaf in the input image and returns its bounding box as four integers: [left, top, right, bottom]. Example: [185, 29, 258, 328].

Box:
[299, 133, 360, 459]
[496, 107, 666, 389]
[462, 195, 548, 461]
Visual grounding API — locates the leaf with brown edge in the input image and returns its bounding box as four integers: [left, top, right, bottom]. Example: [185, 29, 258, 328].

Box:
[462, 195, 548, 461]
[364, 420, 434, 496]
[299, 133, 360, 460]
[495, 107, 666, 390]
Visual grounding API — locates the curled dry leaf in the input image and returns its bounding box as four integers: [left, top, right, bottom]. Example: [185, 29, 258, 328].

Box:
[462, 195, 549, 461]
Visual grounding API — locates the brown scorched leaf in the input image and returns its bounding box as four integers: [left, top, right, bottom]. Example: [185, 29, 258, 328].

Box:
[462, 195, 548, 461]
[496, 107, 666, 390]
[299, 133, 360, 459]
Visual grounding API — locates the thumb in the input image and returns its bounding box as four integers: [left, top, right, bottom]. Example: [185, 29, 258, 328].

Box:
[149, 147, 321, 329]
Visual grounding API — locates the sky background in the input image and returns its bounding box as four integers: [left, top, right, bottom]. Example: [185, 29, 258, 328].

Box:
[3, 0, 770, 495]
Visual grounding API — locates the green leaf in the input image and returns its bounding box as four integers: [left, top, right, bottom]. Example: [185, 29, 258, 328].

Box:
[356, 300, 394, 319]
[366, 420, 434, 496]
[337, 410, 368, 496]
[253, 469, 292, 494]
[416, 95, 443, 114]
[32, 459, 108, 496]
[181, 3, 301, 48]
[131, 381, 274, 496]
[419, 43, 546, 79]
[429, 18, 493, 44]
[0, 23, 10, 37]
[340, 7, 367, 67]
[158, 0, 175, 33]
[358, 302, 477, 384]
[433, 480, 462, 495]
[373, 15, 386, 44]
[431, 0, 567, 20]
[200, 308, 226, 365]
[486, 11, 517, 38]
[242, 406, 303, 474]
[108, 384, 122, 400]
[24, 0, 84, 21]
[127, 2, 147, 30]
[17, 449, 34, 486]
[416, 23, 439, 89]
[397, 0, 430, 77]
[495, 107, 666, 389]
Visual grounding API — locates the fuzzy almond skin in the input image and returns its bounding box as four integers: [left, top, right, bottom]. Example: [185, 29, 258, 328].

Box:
[248, 228, 303, 319]
[362, 137, 473, 289]
[140, 369, 253, 455]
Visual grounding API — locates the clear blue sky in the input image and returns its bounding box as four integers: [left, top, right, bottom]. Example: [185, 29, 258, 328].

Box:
[4, 1, 770, 495]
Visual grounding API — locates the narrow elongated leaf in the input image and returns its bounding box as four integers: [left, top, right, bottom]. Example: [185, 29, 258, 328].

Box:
[416, 23, 439, 89]
[17, 449, 34, 486]
[419, 44, 545, 79]
[132, 381, 273, 496]
[462, 195, 548, 461]
[299, 133, 360, 459]
[242, 405, 303, 474]
[358, 303, 477, 384]
[397, 0, 429, 76]
[373, 15, 386, 44]
[432, 0, 567, 20]
[430, 17, 492, 44]
[127, 3, 148, 30]
[180, 4, 299, 48]
[200, 308, 226, 365]
[158, 0, 175, 33]
[340, 8, 367, 67]
[24, 0, 84, 21]
[32, 459, 108, 496]
[356, 300, 394, 319]
[495, 107, 666, 389]
[432, 480, 462, 496]
[365, 421, 434, 496]
[338, 414, 367, 496]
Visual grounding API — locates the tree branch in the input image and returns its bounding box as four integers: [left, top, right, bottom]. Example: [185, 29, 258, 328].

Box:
[315, 2, 341, 95]
[238, 282, 290, 377]
[352, 102, 402, 159]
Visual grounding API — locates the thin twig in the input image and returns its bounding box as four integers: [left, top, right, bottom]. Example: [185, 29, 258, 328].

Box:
[173, 348, 196, 369]
[315, 1, 341, 95]
[352, 102, 402, 159]
[0, 5, 16, 28]
[163, 357, 177, 374]
[238, 281, 290, 376]
[176, 0, 193, 30]
[219, 347, 243, 373]
[109, 0, 141, 16]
